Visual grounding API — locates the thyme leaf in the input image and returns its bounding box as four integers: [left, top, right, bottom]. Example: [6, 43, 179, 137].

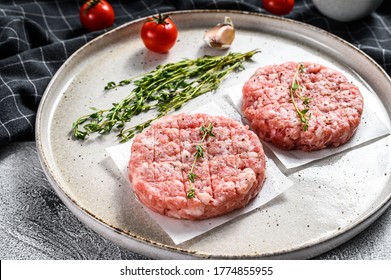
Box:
[290, 63, 311, 131]
[186, 188, 196, 199]
[186, 122, 215, 199]
[200, 123, 215, 139]
[188, 172, 197, 183]
[195, 144, 204, 158]
[72, 50, 260, 142]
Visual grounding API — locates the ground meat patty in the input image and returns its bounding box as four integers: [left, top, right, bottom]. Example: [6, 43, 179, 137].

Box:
[242, 62, 364, 151]
[128, 113, 266, 220]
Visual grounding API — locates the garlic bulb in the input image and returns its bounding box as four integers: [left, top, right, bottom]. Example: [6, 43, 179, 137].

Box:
[204, 16, 235, 49]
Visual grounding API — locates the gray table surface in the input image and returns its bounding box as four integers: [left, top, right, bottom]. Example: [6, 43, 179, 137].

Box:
[1, 141, 390, 260]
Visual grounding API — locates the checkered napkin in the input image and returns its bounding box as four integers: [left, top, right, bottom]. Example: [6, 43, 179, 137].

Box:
[0, 0, 390, 145]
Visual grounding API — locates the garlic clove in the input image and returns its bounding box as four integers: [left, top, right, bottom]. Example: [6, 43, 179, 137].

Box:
[204, 16, 235, 49]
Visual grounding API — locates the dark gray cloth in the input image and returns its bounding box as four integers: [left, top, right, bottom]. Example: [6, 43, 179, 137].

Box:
[0, 0, 390, 144]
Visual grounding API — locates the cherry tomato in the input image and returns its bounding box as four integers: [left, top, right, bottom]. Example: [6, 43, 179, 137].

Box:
[80, 0, 115, 32]
[141, 14, 178, 53]
[262, 0, 295, 15]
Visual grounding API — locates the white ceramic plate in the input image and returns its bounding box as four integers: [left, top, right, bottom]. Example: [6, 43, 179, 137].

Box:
[36, 10, 391, 259]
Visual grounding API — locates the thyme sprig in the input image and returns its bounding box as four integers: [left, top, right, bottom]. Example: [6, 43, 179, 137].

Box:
[72, 50, 260, 143]
[290, 63, 311, 131]
[187, 122, 214, 199]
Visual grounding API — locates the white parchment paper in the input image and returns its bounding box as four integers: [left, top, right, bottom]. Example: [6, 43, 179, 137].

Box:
[106, 102, 294, 244]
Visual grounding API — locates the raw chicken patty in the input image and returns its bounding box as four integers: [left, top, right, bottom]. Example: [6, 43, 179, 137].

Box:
[128, 113, 266, 220]
[242, 62, 364, 151]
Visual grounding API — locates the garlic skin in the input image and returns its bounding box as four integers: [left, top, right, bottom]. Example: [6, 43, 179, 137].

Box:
[204, 16, 235, 49]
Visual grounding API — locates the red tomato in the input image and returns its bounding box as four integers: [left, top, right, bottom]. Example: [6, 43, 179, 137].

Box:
[141, 14, 178, 53]
[80, 0, 115, 31]
[262, 0, 295, 15]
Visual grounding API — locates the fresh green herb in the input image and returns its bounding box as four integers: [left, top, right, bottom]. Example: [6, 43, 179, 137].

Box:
[200, 123, 215, 138]
[72, 50, 260, 143]
[188, 172, 197, 183]
[186, 122, 214, 199]
[290, 63, 311, 131]
[195, 144, 204, 158]
[186, 187, 196, 199]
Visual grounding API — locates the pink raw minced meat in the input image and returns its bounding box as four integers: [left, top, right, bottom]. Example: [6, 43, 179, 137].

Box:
[128, 113, 266, 220]
[242, 62, 364, 151]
